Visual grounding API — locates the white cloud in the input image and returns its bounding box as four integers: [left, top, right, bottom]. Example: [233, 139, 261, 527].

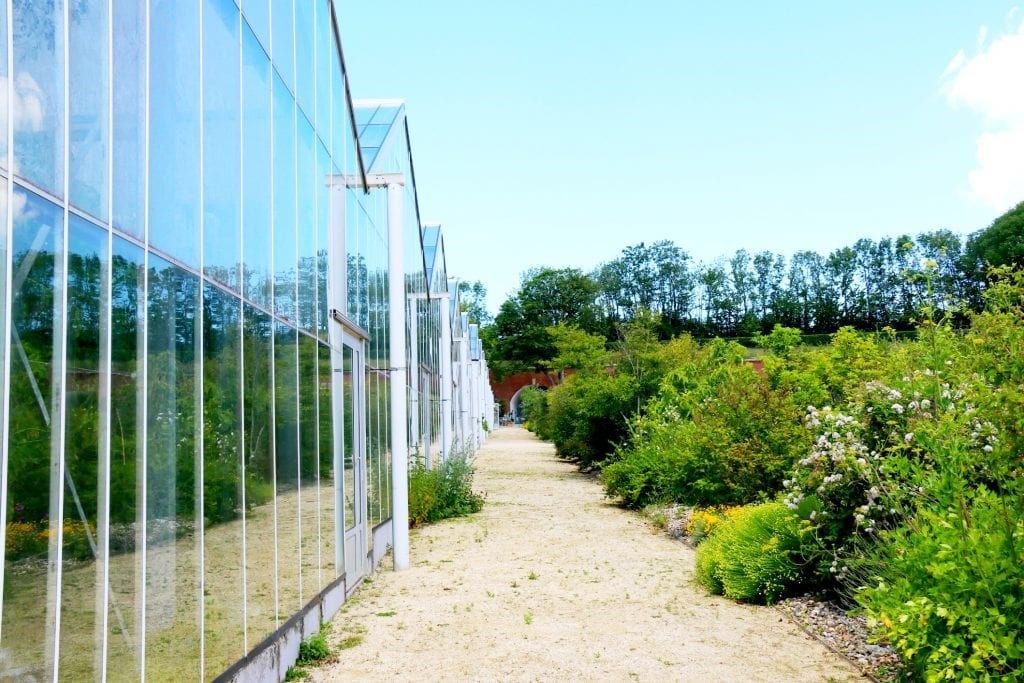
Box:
[941, 17, 1024, 211]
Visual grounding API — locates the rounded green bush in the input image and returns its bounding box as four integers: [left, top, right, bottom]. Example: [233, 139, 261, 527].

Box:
[694, 503, 802, 604]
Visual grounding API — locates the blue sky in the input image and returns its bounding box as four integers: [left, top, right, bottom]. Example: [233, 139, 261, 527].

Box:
[339, 2, 1024, 313]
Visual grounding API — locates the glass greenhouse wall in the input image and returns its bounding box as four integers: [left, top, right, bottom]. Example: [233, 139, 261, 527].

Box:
[0, 1, 495, 681]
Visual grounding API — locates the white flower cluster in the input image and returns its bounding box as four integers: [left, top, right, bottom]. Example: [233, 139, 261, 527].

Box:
[970, 418, 1000, 454]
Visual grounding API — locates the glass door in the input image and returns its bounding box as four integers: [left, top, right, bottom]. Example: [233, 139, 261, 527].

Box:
[335, 328, 368, 589]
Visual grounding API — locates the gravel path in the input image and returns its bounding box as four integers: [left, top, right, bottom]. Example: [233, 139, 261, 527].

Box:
[312, 427, 864, 682]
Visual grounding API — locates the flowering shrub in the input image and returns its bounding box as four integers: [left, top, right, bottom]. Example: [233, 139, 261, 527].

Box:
[695, 502, 803, 604]
[684, 506, 741, 544]
[5, 519, 97, 562]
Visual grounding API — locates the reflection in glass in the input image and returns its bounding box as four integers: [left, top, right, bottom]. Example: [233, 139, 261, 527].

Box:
[294, 0, 313, 122]
[149, 0, 200, 267]
[112, 0, 146, 238]
[274, 323, 299, 615]
[316, 143, 330, 341]
[202, 283, 245, 677]
[242, 305, 276, 643]
[69, 0, 109, 220]
[273, 74, 297, 323]
[314, 0, 331, 143]
[241, 25, 272, 309]
[106, 236, 145, 680]
[379, 375, 392, 523]
[242, 0, 269, 56]
[342, 345, 355, 532]
[145, 256, 200, 681]
[2, 187, 63, 679]
[298, 333, 319, 597]
[367, 365, 380, 528]
[57, 217, 106, 681]
[0, 5, 7, 169]
[271, 0, 294, 93]
[12, 0, 65, 195]
[203, 0, 242, 290]
[318, 342, 338, 580]
[297, 117, 316, 334]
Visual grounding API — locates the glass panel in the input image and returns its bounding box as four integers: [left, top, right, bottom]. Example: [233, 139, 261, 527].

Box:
[317, 342, 337, 579]
[201, 283, 244, 677]
[69, 0, 110, 221]
[149, 0, 200, 267]
[112, 0, 146, 238]
[273, 323, 299, 615]
[145, 256, 200, 681]
[241, 0, 269, 56]
[242, 305, 276, 642]
[315, 143, 329, 340]
[12, 0, 65, 196]
[330, 49, 345, 168]
[57, 217, 106, 680]
[298, 333, 318, 598]
[297, 117, 315, 334]
[0, 5, 8, 170]
[0, 179, 6, 516]
[353, 107, 375, 127]
[358, 123, 389, 150]
[272, 74, 296, 323]
[314, 0, 331, 147]
[293, 0, 313, 122]
[203, 0, 241, 290]
[106, 236, 144, 680]
[241, 25, 272, 309]
[270, 0, 293, 93]
[379, 375, 391, 523]
[2, 187, 63, 679]
[342, 344, 354, 532]
[366, 364, 379, 528]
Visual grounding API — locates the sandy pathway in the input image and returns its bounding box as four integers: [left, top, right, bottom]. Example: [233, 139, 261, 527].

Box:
[314, 427, 863, 682]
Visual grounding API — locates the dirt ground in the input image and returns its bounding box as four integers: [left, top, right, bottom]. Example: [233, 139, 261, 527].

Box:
[314, 427, 863, 682]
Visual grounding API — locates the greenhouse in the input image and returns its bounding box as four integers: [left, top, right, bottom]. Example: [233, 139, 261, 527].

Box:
[0, 1, 493, 680]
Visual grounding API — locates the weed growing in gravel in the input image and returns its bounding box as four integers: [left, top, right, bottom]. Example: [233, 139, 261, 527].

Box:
[523, 611, 534, 625]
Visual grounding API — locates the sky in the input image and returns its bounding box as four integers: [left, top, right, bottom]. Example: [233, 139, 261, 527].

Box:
[339, 2, 1024, 313]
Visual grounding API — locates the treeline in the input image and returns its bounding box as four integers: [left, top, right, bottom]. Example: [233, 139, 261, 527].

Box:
[485, 201, 1023, 378]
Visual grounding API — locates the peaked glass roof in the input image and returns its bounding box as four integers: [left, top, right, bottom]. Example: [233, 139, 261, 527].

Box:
[353, 103, 403, 171]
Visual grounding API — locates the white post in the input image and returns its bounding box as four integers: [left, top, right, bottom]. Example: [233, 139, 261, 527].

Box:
[387, 181, 410, 571]
[439, 292, 453, 460]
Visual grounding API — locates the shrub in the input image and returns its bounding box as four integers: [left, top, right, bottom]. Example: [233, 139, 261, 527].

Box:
[408, 453, 484, 527]
[604, 359, 808, 508]
[685, 506, 740, 544]
[544, 372, 638, 468]
[857, 489, 1024, 681]
[694, 502, 803, 604]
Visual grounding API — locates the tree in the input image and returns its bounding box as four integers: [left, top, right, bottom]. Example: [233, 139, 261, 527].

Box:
[487, 267, 602, 377]
[966, 200, 1024, 275]
[547, 324, 608, 376]
[458, 280, 491, 326]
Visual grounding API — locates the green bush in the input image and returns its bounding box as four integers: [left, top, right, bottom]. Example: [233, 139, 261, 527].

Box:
[857, 489, 1024, 681]
[694, 502, 803, 604]
[408, 454, 484, 527]
[544, 372, 638, 469]
[604, 359, 808, 508]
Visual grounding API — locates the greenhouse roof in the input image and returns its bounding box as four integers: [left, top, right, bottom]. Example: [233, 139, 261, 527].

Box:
[353, 100, 404, 171]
